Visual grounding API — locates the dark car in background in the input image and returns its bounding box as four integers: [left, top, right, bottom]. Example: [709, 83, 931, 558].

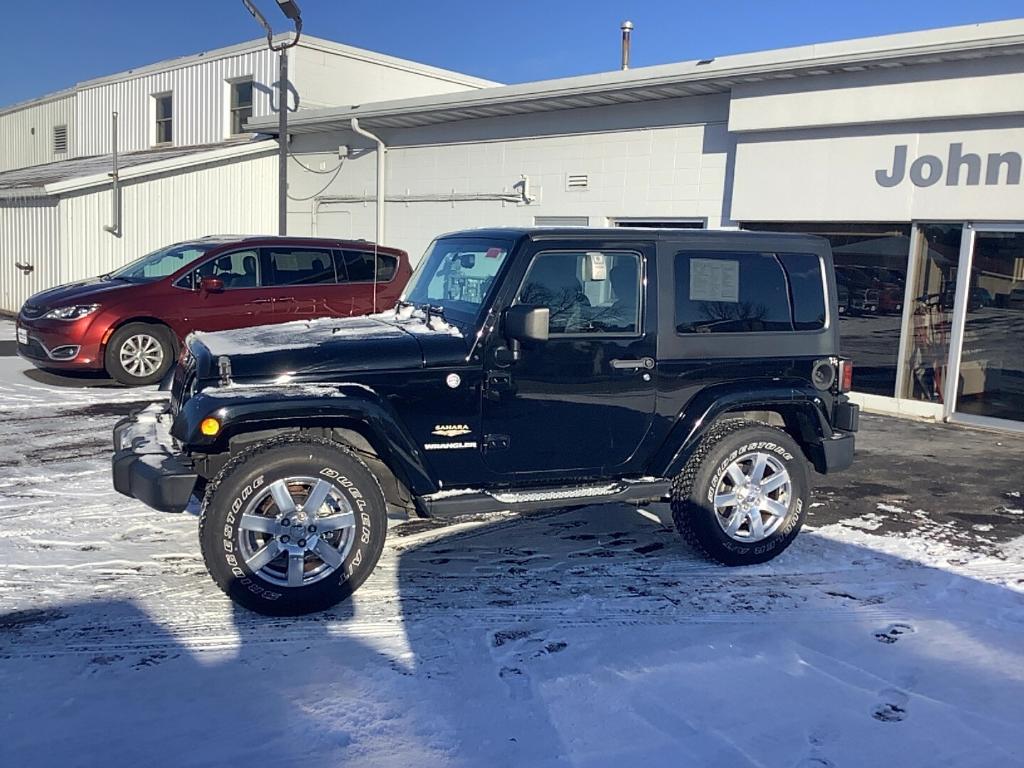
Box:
[16, 236, 411, 385]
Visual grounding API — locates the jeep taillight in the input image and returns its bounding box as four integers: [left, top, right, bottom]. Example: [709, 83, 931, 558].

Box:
[838, 359, 854, 393]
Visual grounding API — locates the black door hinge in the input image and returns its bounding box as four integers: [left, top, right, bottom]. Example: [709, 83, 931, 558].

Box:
[483, 434, 510, 451]
[483, 371, 514, 401]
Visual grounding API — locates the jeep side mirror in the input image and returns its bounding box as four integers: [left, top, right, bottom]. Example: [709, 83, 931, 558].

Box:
[505, 305, 549, 343]
[199, 276, 225, 294]
[501, 305, 549, 362]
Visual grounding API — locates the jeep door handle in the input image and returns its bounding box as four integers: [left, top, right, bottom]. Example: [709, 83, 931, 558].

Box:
[611, 357, 655, 370]
[251, 298, 274, 304]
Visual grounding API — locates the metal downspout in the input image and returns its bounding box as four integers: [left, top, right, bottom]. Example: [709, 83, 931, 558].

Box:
[350, 117, 387, 312]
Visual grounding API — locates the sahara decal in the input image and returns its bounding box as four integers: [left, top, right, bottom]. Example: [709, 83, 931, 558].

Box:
[431, 423, 472, 438]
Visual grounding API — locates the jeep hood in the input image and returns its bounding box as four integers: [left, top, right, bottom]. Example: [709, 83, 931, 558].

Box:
[187, 309, 470, 382]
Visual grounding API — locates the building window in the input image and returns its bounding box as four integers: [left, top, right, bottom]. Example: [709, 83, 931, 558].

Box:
[229, 79, 254, 136]
[613, 218, 705, 229]
[744, 222, 912, 396]
[153, 93, 173, 145]
[901, 224, 963, 404]
[534, 216, 590, 227]
[53, 125, 68, 154]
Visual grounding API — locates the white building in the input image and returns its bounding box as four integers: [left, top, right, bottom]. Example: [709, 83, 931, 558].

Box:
[249, 20, 1024, 432]
[0, 35, 496, 171]
[0, 35, 496, 312]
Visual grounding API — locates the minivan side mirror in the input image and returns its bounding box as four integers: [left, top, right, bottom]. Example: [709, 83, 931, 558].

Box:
[199, 276, 225, 294]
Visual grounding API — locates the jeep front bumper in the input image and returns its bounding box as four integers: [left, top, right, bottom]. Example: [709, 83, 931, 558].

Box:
[112, 404, 198, 513]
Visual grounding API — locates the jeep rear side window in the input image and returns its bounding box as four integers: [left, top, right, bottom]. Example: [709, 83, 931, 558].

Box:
[517, 251, 641, 335]
[674, 250, 825, 334]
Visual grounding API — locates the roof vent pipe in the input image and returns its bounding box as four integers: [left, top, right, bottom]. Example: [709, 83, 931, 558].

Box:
[620, 20, 633, 70]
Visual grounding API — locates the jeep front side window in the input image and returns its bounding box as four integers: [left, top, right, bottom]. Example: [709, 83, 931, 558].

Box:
[403, 237, 511, 322]
[516, 251, 642, 335]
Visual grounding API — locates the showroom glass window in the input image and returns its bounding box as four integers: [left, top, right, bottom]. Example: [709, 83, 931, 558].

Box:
[745, 223, 912, 396]
[955, 230, 1024, 422]
[900, 224, 963, 403]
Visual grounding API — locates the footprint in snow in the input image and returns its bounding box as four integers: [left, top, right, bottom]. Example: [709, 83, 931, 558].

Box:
[795, 759, 835, 768]
[875, 622, 915, 644]
[872, 689, 909, 723]
[499, 666, 532, 701]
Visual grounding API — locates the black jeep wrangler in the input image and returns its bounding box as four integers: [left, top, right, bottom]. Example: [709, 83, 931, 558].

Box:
[112, 228, 859, 615]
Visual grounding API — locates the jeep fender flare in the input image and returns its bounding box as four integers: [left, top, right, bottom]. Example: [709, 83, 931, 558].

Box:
[171, 383, 438, 496]
[652, 379, 836, 477]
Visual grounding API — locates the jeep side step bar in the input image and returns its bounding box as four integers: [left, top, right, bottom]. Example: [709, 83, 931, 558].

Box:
[420, 479, 671, 517]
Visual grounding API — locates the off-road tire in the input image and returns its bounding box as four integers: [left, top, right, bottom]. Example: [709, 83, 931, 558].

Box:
[671, 419, 810, 566]
[199, 435, 388, 615]
[104, 322, 175, 386]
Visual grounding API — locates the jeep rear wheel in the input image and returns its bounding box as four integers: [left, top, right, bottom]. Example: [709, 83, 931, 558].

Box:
[199, 436, 387, 615]
[671, 419, 809, 566]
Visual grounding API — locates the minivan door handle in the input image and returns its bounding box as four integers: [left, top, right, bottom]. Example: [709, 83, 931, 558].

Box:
[611, 357, 655, 370]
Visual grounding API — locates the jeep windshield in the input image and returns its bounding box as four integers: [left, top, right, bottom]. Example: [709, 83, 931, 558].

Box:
[400, 237, 512, 324]
[106, 242, 216, 284]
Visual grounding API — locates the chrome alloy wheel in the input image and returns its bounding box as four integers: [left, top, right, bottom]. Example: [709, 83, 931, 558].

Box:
[713, 452, 792, 542]
[119, 333, 164, 378]
[237, 477, 357, 588]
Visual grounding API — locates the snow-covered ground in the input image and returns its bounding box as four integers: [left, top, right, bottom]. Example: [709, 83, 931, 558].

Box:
[1, 353, 1023, 768]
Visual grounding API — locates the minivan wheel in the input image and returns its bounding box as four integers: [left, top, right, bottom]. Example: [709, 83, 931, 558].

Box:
[199, 436, 387, 616]
[671, 419, 809, 566]
[105, 322, 175, 386]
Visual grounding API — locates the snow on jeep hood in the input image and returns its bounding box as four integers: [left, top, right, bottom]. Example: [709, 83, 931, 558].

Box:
[188, 308, 469, 381]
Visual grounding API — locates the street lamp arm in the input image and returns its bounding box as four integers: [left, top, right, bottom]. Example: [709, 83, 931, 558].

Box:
[241, 0, 275, 49]
[240, 0, 303, 50]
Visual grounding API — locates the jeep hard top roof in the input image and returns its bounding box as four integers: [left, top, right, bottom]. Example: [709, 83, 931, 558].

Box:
[435, 227, 831, 250]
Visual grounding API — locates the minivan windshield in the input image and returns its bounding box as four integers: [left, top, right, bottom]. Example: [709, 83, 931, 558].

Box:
[107, 242, 216, 283]
[401, 237, 512, 323]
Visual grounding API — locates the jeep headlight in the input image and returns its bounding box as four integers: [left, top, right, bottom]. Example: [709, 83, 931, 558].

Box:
[44, 304, 100, 321]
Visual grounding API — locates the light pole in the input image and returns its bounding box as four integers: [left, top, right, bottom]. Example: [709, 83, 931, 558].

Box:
[242, 0, 303, 236]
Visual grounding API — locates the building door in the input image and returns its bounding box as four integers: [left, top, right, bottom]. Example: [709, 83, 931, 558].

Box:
[946, 224, 1024, 429]
[480, 241, 658, 477]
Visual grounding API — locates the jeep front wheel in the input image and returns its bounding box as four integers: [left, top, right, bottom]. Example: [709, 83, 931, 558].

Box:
[671, 419, 809, 566]
[199, 436, 387, 615]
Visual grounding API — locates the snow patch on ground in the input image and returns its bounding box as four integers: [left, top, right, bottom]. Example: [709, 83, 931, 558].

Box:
[1, 356, 1023, 767]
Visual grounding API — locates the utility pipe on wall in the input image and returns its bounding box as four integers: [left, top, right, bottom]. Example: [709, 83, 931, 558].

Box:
[103, 111, 121, 237]
[349, 118, 387, 247]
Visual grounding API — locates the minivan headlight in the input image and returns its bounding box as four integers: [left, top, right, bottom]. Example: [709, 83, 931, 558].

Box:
[44, 304, 100, 321]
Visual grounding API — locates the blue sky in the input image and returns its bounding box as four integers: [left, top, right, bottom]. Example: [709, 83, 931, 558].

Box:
[1, 0, 1021, 108]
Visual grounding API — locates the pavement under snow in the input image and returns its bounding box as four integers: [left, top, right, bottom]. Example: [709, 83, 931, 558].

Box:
[0, 328, 1022, 768]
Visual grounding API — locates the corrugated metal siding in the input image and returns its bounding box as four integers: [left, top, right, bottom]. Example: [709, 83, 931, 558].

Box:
[75, 49, 279, 157]
[0, 199, 62, 311]
[0, 96, 75, 172]
[56, 152, 277, 286]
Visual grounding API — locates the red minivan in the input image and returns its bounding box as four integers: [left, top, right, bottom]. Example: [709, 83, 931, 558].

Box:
[16, 236, 411, 385]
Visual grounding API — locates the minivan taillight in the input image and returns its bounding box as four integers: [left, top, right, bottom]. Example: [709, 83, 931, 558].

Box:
[838, 359, 854, 393]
